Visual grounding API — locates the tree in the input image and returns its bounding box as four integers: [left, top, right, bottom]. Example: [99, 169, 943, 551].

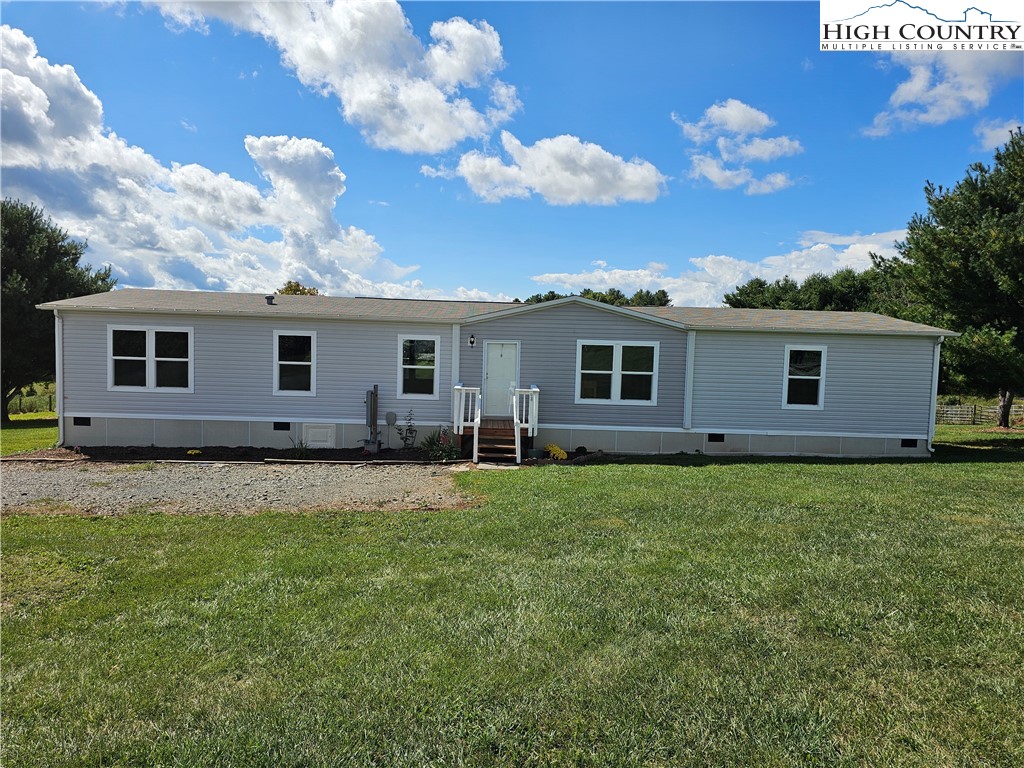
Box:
[2, 199, 115, 422]
[874, 128, 1024, 427]
[723, 269, 880, 312]
[277, 280, 321, 295]
[520, 288, 672, 306]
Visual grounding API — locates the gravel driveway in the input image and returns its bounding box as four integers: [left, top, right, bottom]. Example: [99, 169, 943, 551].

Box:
[0, 461, 472, 515]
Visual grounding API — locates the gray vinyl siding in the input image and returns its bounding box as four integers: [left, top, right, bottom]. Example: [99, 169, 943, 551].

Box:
[460, 303, 686, 428]
[689, 331, 936, 436]
[60, 311, 454, 424]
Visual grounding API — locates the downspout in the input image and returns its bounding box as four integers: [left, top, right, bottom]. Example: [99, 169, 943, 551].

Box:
[683, 330, 696, 429]
[53, 309, 65, 447]
[927, 336, 944, 453]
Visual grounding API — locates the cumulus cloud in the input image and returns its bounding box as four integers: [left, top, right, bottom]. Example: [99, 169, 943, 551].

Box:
[1, 24, 506, 299]
[673, 99, 802, 195]
[973, 117, 1022, 151]
[529, 230, 903, 307]
[437, 130, 666, 205]
[152, 0, 519, 153]
[673, 99, 774, 143]
[864, 52, 1023, 137]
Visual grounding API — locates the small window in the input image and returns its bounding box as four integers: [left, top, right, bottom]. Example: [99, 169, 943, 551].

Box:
[274, 331, 316, 396]
[73, 417, 92, 427]
[575, 340, 659, 405]
[273, 422, 291, 431]
[398, 335, 440, 399]
[109, 326, 193, 392]
[782, 345, 826, 410]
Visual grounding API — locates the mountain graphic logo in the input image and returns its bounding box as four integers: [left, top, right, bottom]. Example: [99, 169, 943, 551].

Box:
[829, 1, 1018, 24]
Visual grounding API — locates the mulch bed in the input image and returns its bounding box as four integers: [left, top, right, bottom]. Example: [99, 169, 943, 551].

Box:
[2, 445, 434, 463]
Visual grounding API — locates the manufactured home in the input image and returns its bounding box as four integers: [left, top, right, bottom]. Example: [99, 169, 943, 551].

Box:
[38, 289, 954, 461]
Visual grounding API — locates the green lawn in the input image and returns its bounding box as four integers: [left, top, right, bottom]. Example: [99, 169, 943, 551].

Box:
[0, 412, 57, 456]
[2, 427, 1022, 766]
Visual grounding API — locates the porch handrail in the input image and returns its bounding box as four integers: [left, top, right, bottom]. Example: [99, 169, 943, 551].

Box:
[509, 385, 540, 464]
[453, 384, 482, 463]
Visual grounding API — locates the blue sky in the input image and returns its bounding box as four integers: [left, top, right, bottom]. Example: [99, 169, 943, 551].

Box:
[2, 0, 1021, 304]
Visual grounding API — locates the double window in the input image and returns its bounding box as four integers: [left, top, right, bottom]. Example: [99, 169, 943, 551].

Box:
[398, 335, 440, 399]
[782, 345, 826, 409]
[274, 331, 316, 396]
[575, 340, 659, 405]
[108, 326, 193, 392]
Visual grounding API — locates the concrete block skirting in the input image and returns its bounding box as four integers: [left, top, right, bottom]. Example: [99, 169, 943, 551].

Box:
[61, 417, 931, 457]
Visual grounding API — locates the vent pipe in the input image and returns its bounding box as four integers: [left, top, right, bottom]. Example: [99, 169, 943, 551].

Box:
[265, 295, 275, 306]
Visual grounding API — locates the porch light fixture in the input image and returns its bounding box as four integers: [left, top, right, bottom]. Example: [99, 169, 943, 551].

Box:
[468, 334, 476, 348]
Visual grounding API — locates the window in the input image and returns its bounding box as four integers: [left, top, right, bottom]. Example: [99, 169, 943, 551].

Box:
[398, 335, 440, 399]
[108, 326, 193, 392]
[782, 345, 826, 409]
[575, 340, 659, 405]
[274, 331, 316, 396]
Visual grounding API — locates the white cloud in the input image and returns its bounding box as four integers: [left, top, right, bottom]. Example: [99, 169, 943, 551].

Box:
[529, 230, 903, 307]
[745, 172, 794, 195]
[973, 117, 1022, 152]
[672, 99, 774, 143]
[152, 0, 519, 154]
[449, 130, 666, 205]
[674, 99, 802, 195]
[0, 24, 507, 300]
[688, 154, 752, 191]
[864, 52, 1024, 137]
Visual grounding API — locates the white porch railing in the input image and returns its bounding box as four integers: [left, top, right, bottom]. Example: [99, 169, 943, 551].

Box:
[509, 385, 540, 464]
[453, 384, 482, 463]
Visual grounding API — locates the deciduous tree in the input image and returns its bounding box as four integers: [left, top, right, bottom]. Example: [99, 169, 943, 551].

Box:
[2, 199, 115, 422]
[277, 280, 321, 295]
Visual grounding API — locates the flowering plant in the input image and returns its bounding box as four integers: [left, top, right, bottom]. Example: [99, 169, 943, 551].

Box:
[545, 443, 568, 461]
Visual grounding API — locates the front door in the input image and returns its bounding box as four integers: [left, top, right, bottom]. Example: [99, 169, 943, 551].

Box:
[483, 341, 519, 417]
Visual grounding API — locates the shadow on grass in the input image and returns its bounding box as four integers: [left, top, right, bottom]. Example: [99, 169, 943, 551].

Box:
[3, 417, 58, 430]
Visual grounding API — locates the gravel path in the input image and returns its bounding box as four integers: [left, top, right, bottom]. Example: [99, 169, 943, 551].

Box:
[0, 461, 472, 515]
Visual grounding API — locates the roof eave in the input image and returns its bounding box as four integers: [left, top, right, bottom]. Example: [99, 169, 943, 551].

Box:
[34, 303, 462, 324]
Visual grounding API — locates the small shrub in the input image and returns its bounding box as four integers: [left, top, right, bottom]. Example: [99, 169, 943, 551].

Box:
[395, 410, 418, 449]
[545, 443, 568, 461]
[288, 438, 312, 459]
[421, 426, 461, 462]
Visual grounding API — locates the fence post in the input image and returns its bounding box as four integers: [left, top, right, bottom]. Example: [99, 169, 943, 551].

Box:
[972, 404, 977, 425]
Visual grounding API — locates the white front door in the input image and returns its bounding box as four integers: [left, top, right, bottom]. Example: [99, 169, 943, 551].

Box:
[483, 341, 519, 417]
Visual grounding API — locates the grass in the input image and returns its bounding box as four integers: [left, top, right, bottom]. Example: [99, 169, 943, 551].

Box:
[2, 427, 1022, 765]
[0, 412, 57, 456]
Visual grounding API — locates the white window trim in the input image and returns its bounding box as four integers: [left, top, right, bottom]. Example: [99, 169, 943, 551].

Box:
[107, 325, 194, 393]
[782, 344, 827, 410]
[273, 330, 317, 397]
[397, 334, 441, 400]
[574, 339, 660, 406]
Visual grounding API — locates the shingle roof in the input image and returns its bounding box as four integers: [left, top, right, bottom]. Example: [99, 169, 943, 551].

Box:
[38, 288, 955, 336]
[631, 306, 955, 336]
[38, 288, 512, 322]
